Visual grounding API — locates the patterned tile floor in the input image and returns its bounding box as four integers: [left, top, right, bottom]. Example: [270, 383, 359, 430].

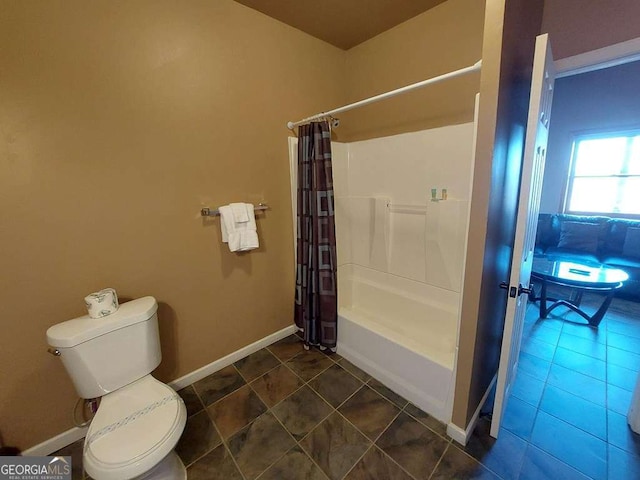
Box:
[55, 293, 640, 479]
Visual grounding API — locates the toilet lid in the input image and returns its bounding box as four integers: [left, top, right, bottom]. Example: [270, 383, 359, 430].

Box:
[84, 376, 186, 479]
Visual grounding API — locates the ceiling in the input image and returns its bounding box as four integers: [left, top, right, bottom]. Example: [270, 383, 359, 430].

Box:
[234, 0, 448, 50]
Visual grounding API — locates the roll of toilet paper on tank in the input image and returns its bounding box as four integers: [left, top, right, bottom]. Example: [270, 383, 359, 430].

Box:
[85, 288, 119, 318]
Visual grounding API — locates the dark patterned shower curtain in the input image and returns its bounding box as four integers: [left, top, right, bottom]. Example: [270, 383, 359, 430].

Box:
[294, 121, 338, 350]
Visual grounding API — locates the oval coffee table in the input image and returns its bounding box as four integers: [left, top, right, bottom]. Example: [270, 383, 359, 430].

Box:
[530, 255, 629, 327]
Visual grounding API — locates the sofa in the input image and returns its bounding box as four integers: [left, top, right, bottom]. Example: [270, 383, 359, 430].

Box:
[535, 213, 640, 301]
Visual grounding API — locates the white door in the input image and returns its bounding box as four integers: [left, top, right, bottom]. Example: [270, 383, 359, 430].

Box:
[491, 34, 556, 438]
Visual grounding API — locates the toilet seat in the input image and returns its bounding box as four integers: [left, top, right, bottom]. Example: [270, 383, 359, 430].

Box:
[84, 375, 186, 480]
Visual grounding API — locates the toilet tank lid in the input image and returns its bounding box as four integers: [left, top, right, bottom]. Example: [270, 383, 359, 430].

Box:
[47, 296, 158, 348]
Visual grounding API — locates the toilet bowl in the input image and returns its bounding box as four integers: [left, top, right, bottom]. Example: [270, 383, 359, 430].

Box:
[84, 376, 186, 480]
[46, 297, 186, 480]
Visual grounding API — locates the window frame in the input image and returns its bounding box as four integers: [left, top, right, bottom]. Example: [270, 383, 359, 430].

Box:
[563, 128, 640, 220]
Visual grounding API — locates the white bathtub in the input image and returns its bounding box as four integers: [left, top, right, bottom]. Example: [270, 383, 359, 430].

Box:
[337, 267, 458, 422]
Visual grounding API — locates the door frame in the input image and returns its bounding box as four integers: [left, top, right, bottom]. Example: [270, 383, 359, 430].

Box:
[489, 35, 640, 436]
[555, 37, 640, 78]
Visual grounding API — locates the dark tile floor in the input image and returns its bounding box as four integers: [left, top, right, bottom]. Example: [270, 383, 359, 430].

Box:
[171, 336, 497, 480]
[57, 332, 498, 480]
[54, 293, 640, 480]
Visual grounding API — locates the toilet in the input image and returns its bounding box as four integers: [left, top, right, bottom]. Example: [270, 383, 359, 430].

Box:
[46, 296, 187, 480]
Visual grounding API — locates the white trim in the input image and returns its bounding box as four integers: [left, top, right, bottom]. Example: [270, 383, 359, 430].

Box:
[23, 324, 297, 455]
[447, 374, 497, 446]
[446, 422, 468, 446]
[555, 37, 640, 78]
[169, 325, 297, 390]
[22, 426, 88, 457]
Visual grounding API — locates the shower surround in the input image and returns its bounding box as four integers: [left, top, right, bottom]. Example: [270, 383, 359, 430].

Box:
[330, 123, 476, 423]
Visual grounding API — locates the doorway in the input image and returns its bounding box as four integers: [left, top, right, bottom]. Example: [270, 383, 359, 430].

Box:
[489, 44, 640, 479]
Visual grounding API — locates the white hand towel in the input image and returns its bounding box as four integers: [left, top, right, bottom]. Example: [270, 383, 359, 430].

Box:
[85, 288, 119, 318]
[219, 205, 239, 251]
[240, 230, 259, 251]
[218, 205, 240, 252]
[220, 217, 229, 242]
[219, 203, 259, 252]
[230, 203, 249, 223]
[238, 204, 259, 251]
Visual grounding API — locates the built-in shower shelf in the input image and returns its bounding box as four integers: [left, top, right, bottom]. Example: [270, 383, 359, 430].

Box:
[387, 199, 467, 215]
[388, 203, 428, 215]
[387, 201, 463, 215]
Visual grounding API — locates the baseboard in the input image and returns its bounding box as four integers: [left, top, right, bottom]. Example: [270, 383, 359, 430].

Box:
[169, 324, 297, 390]
[447, 373, 497, 446]
[22, 426, 88, 457]
[23, 324, 297, 456]
[446, 422, 468, 446]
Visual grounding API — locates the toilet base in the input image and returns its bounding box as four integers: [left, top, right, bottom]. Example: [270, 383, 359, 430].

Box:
[137, 451, 186, 480]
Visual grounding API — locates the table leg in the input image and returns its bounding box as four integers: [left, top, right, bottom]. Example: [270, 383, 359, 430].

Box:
[589, 288, 616, 327]
[571, 288, 584, 307]
[539, 280, 548, 318]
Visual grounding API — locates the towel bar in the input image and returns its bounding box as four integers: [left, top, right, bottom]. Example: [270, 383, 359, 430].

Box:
[201, 203, 269, 217]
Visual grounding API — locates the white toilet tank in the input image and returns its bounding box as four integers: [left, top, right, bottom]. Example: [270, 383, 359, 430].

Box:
[47, 296, 161, 399]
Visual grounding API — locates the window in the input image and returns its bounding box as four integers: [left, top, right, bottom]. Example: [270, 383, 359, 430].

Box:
[565, 131, 640, 217]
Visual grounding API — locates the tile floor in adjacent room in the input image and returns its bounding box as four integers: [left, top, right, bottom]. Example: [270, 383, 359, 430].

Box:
[496, 293, 640, 480]
[55, 294, 640, 480]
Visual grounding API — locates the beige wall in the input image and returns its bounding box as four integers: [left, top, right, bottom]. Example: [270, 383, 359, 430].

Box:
[541, 61, 640, 213]
[542, 0, 640, 60]
[0, 0, 495, 450]
[340, 0, 485, 142]
[0, 0, 346, 449]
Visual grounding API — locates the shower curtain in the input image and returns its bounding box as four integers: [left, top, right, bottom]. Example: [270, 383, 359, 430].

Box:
[294, 121, 338, 350]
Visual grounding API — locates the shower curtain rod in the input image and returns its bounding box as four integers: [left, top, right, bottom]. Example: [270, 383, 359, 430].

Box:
[287, 60, 482, 129]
